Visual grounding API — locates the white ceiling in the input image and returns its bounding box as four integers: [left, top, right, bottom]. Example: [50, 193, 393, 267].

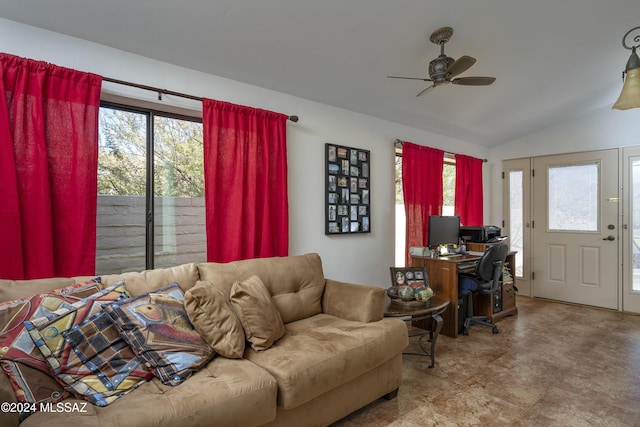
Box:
[0, 0, 638, 146]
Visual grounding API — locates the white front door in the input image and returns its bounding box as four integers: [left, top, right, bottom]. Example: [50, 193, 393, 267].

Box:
[532, 150, 620, 309]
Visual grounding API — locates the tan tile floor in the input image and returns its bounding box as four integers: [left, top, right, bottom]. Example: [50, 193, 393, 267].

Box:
[332, 296, 640, 426]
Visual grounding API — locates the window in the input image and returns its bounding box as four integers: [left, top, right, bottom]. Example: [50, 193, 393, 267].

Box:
[629, 158, 640, 292]
[547, 163, 599, 232]
[96, 104, 206, 274]
[395, 150, 405, 266]
[394, 150, 456, 265]
[442, 161, 455, 215]
[509, 170, 524, 277]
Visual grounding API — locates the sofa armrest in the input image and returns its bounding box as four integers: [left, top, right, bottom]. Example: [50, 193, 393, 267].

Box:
[322, 279, 385, 322]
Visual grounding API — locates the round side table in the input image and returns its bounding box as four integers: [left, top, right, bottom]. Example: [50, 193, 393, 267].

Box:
[383, 294, 450, 368]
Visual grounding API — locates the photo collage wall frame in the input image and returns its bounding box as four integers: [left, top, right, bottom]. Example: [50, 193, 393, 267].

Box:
[325, 143, 371, 234]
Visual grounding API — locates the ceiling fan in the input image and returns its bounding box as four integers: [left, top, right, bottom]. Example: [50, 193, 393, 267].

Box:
[388, 27, 496, 96]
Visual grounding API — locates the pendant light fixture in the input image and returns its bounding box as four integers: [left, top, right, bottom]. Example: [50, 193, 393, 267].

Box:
[612, 26, 640, 110]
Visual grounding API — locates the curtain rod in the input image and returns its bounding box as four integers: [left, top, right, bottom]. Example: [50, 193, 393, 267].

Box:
[102, 76, 299, 122]
[394, 139, 487, 163]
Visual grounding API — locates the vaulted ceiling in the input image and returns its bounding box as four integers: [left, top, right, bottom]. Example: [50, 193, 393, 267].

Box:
[0, 0, 638, 146]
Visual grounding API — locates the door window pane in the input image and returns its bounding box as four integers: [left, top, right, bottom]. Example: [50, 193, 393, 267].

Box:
[509, 170, 524, 277]
[97, 108, 147, 274]
[548, 164, 598, 232]
[631, 158, 640, 292]
[153, 116, 206, 268]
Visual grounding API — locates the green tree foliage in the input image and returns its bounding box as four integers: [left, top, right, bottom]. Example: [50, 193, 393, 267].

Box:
[98, 108, 204, 197]
[394, 154, 456, 207]
[443, 163, 455, 207]
[98, 108, 146, 196]
[153, 116, 204, 197]
[395, 154, 403, 204]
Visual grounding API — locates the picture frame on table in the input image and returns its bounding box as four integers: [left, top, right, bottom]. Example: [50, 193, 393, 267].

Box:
[389, 267, 430, 289]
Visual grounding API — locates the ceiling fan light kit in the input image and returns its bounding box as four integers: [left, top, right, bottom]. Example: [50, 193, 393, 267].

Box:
[612, 26, 640, 110]
[388, 26, 496, 97]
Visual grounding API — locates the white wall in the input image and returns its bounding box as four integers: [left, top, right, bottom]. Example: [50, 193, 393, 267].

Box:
[0, 18, 490, 287]
[488, 105, 640, 225]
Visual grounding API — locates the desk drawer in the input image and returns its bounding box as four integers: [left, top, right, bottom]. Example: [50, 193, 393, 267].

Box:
[502, 281, 516, 310]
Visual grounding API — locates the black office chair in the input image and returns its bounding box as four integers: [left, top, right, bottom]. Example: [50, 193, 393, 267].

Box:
[458, 243, 509, 335]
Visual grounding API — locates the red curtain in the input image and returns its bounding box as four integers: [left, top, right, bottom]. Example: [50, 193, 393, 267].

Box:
[455, 154, 484, 226]
[202, 99, 289, 263]
[0, 54, 102, 280]
[401, 142, 444, 265]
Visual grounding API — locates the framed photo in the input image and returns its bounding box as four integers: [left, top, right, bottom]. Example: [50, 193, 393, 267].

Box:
[325, 143, 371, 235]
[389, 267, 429, 289]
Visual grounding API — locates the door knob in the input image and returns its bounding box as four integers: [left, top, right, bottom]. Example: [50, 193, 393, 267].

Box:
[602, 235, 615, 241]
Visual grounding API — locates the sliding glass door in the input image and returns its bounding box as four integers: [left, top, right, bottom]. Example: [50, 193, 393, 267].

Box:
[96, 104, 206, 274]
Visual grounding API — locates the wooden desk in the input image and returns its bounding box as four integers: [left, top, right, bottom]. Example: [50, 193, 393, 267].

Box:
[412, 250, 518, 338]
[466, 243, 518, 324]
[411, 254, 480, 338]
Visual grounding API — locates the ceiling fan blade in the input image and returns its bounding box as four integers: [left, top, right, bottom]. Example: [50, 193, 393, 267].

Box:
[451, 76, 496, 86]
[387, 75, 432, 81]
[416, 84, 437, 97]
[446, 55, 476, 78]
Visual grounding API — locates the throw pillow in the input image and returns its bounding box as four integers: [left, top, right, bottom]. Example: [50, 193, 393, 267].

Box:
[184, 280, 245, 359]
[24, 282, 153, 406]
[103, 282, 214, 386]
[0, 278, 103, 409]
[230, 275, 286, 351]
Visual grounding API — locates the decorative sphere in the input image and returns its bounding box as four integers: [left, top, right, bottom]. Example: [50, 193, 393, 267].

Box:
[386, 287, 399, 298]
[397, 285, 414, 301]
[416, 287, 435, 301]
[409, 282, 422, 289]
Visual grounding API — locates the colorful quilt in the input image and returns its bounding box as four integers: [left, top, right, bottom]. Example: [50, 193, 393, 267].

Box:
[103, 282, 214, 386]
[24, 282, 152, 406]
[0, 278, 103, 407]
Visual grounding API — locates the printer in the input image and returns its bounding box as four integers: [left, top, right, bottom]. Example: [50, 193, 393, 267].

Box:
[459, 225, 502, 243]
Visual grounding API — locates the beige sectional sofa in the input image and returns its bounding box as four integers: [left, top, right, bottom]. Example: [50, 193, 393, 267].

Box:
[0, 253, 408, 427]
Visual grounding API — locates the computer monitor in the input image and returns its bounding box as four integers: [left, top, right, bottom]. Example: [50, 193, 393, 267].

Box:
[428, 215, 461, 248]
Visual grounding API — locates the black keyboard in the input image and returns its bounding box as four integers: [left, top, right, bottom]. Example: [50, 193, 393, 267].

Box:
[458, 261, 478, 272]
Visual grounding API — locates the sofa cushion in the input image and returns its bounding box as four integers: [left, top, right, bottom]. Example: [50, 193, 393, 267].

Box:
[0, 278, 103, 408]
[0, 360, 19, 427]
[19, 357, 278, 427]
[197, 253, 325, 324]
[101, 263, 199, 296]
[24, 282, 152, 406]
[184, 280, 245, 359]
[230, 275, 286, 351]
[245, 313, 408, 410]
[103, 283, 214, 386]
[0, 361, 64, 421]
